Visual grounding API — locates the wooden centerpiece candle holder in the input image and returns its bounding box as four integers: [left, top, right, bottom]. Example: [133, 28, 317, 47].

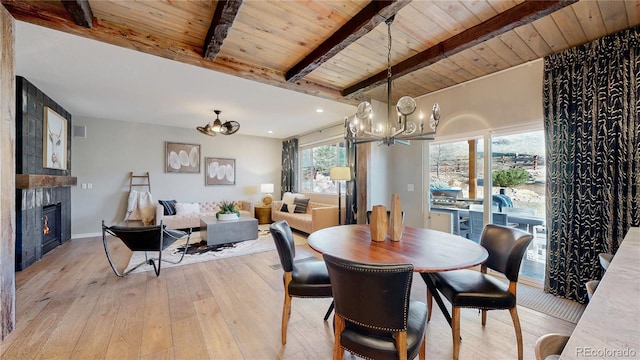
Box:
[389, 194, 403, 241]
[369, 205, 388, 242]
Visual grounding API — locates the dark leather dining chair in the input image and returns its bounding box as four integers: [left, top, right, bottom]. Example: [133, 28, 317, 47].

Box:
[424, 223, 533, 360]
[365, 210, 405, 224]
[269, 220, 333, 345]
[323, 253, 428, 360]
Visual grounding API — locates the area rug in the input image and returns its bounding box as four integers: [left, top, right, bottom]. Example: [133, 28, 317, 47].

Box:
[124, 232, 276, 274]
[517, 283, 585, 323]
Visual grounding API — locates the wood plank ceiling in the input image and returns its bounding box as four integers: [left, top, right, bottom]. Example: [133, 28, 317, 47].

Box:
[2, 0, 639, 106]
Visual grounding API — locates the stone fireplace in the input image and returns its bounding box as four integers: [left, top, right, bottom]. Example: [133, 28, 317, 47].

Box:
[15, 77, 76, 270]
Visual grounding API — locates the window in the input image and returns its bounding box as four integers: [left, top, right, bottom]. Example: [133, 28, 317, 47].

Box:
[428, 130, 546, 284]
[429, 138, 483, 201]
[491, 131, 546, 283]
[300, 141, 346, 194]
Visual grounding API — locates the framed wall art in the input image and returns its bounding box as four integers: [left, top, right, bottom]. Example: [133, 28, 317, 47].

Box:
[205, 157, 235, 185]
[165, 142, 200, 173]
[43, 107, 68, 170]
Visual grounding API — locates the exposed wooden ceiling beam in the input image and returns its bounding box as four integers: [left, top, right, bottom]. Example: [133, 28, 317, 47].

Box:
[203, 0, 243, 61]
[342, 0, 578, 97]
[285, 0, 411, 83]
[2, 0, 360, 106]
[61, 0, 93, 29]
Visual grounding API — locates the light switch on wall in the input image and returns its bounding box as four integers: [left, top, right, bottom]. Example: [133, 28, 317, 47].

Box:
[81, 183, 87, 189]
[87, 183, 93, 189]
[408, 184, 414, 192]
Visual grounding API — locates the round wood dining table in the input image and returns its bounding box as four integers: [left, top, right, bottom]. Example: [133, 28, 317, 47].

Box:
[308, 224, 489, 327]
[308, 224, 488, 272]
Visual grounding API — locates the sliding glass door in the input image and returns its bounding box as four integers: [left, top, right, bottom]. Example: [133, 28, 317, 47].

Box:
[490, 131, 546, 283]
[428, 129, 546, 283]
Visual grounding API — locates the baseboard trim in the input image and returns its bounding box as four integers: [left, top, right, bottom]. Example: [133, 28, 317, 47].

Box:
[72, 232, 101, 239]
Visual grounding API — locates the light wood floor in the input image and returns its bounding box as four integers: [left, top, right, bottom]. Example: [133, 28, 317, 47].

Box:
[1, 234, 575, 359]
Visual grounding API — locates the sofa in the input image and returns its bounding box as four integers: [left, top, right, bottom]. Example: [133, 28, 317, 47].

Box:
[155, 200, 254, 230]
[271, 196, 338, 234]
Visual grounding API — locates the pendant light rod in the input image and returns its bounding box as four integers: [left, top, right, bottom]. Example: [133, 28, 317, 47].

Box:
[345, 15, 440, 146]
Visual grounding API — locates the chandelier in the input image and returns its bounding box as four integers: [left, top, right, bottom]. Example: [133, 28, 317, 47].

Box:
[345, 15, 440, 146]
[197, 110, 240, 136]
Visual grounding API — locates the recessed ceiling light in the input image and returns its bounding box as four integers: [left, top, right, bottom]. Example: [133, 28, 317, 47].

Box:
[316, 108, 324, 113]
[268, 130, 273, 134]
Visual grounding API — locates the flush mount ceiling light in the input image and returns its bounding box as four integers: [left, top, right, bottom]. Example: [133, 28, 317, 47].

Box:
[197, 110, 240, 136]
[345, 15, 440, 146]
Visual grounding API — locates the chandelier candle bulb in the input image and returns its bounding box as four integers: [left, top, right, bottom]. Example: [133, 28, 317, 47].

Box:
[370, 205, 388, 242]
[389, 194, 403, 241]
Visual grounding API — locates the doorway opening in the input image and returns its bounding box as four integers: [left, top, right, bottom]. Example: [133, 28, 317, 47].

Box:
[428, 130, 546, 284]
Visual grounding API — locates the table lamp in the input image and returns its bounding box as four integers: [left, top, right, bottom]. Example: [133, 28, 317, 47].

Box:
[330, 167, 351, 225]
[261, 183, 274, 206]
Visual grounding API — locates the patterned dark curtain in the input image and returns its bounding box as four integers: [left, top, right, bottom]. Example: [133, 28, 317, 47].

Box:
[345, 137, 357, 224]
[543, 26, 640, 304]
[281, 138, 298, 193]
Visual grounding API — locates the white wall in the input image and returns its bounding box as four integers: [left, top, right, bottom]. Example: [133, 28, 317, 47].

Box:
[377, 60, 545, 227]
[71, 117, 281, 237]
[418, 60, 544, 138]
[387, 143, 424, 227]
[369, 140, 391, 208]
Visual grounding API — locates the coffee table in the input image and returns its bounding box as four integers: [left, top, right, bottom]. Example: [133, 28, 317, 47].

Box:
[200, 216, 258, 246]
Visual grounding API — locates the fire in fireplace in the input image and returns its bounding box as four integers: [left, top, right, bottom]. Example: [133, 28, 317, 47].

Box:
[42, 204, 61, 255]
[43, 216, 50, 235]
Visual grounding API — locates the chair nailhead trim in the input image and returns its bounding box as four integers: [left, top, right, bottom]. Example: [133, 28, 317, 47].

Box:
[335, 262, 412, 331]
[342, 346, 375, 360]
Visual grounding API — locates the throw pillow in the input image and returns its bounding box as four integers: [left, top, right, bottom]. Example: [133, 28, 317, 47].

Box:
[282, 192, 297, 205]
[158, 200, 177, 215]
[175, 202, 200, 215]
[293, 198, 310, 214]
[280, 203, 297, 214]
